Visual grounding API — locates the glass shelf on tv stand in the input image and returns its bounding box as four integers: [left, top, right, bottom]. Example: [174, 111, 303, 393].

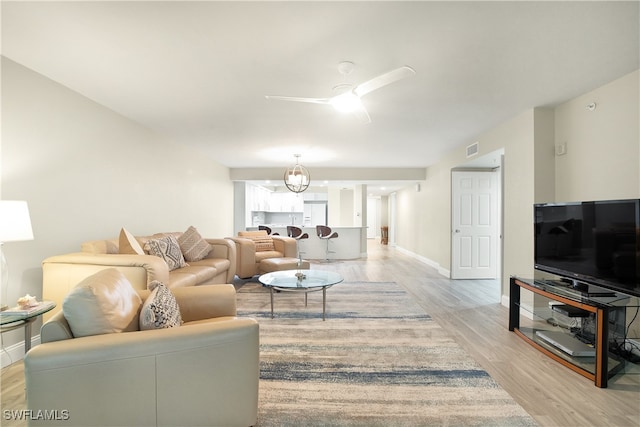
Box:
[509, 277, 640, 388]
[527, 278, 639, 308]
[514, 302, 622, 377]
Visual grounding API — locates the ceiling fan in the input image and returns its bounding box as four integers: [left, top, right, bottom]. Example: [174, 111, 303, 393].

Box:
[265, 61, 416, 123]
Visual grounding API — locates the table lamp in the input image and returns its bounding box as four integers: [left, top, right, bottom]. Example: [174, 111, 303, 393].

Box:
[0, 201, 34, 311]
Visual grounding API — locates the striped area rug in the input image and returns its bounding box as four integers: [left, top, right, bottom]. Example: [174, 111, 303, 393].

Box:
[237, 281, 538, 426]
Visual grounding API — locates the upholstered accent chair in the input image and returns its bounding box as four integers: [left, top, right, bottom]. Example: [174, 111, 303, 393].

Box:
[228, 230, 297, 279]
[24, 269, 259, 427]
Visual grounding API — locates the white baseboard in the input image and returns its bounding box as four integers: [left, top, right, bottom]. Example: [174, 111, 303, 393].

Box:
[396, 245, 512, 309]
[1, 335, 40, 368]
[395, 246, 450, 278]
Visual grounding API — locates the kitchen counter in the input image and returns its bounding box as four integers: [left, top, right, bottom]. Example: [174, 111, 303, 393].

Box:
[246, 226, 367, 260]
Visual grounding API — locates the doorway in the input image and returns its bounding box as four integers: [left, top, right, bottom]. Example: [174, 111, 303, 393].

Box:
[450, 150, 503, 280]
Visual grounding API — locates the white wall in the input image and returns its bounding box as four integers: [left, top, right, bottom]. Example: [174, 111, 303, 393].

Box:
[394, 69, 640, 302]
[1, 58, 233, 353]
[476, 110, 538, 295]
[554, 70, 639, 201]
[380, 195, 389, 229]
[533, 108, 556, 203]
[395, 109, 537, 282]
[339, 188, 354, 226]
[327, 187, 341, 225]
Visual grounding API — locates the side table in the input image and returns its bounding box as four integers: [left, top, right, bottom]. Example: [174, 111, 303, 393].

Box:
[1, 301, 56, 353]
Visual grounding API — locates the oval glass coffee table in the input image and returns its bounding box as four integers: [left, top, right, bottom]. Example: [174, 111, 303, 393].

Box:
[258, 269, 343, 320]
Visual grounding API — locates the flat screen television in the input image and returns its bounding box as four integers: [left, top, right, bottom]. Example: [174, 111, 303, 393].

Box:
[534, 199, 640, 297]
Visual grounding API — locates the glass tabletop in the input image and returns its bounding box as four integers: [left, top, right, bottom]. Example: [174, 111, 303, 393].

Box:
[527, 278, 640, 308]
[0, 301, 56, 326]
[258, 269, 343, 289]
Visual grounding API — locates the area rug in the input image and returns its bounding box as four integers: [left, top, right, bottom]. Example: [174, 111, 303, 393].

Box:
[237, 281, 538, 426]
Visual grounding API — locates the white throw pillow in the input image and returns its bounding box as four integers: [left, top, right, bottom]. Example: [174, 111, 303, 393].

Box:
[62, 269, 142, 338]
[118, 227, 144, 255]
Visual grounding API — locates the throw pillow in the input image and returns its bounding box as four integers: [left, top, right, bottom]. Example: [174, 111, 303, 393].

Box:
[62, 268, 143, 338]
[144, 235, 188, 271]
[139, 281, 183, 330]
[177, 226, 211, 262]
[253, 236, 275, 252]
[238, 230, 275, 252]
[118, 227, 145, 255]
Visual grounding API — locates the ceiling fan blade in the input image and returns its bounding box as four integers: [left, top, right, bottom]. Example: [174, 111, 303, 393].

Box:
[353, 104, 372, 124]
[265, 95, 330, 105]
[354, 66, 416, 97]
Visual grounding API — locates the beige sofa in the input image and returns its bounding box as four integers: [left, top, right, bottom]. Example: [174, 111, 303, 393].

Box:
[228, 230, 298, 279]
[24, 270, 259, 427]
[42, 230, 236, 320]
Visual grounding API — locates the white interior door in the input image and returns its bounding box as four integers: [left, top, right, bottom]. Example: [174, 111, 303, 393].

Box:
[366, 198, 379, 238]
[389, 193, 396, 245]
[451, 170, 498, 279]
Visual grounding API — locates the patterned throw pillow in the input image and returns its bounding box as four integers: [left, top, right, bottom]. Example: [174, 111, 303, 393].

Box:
[253, 236, 275, 252]
[177, 226, 211, 262]
[139, 281, 183, 330]
[144, 235, 188, 271]
[238, 230, 275, 252]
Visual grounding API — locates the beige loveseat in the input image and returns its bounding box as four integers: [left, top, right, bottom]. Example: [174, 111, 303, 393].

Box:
[42, 228, 236, 320]
[228, 230, 298, 279]
[24, 269, 259, 427]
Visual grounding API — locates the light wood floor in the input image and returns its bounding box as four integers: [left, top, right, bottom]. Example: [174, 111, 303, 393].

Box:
[2, 241, 639, 426]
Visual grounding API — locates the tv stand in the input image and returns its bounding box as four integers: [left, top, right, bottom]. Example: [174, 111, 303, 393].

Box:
[570, 281, 589, 292]
[509, 277, 638, 388]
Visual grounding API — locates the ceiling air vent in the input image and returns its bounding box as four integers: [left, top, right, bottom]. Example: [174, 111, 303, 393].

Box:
[466, 142, 479, 158]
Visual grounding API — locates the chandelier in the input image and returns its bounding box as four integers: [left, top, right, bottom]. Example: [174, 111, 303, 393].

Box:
[283, 154, 310, 193]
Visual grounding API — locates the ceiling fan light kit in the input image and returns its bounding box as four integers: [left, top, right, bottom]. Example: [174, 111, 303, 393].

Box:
[329, 92, 363, 113]
[265, 62, 415, 123]
[284, 154, 310, 194]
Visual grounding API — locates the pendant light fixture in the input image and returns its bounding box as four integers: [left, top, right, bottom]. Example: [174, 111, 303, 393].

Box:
[284, 154, 310, 193]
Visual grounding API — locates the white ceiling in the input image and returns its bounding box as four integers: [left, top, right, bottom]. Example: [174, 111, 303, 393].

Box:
[2, 1, 639, 194]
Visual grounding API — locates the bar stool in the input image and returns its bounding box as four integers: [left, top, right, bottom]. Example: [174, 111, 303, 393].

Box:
[287, 226, 309, 259]
[258, 225, 279, 236]
[316, 225, 338, 261]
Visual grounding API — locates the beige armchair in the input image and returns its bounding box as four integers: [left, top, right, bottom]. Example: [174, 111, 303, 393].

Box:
[228, 230, 298, 279]
[24, 273, 259, 427]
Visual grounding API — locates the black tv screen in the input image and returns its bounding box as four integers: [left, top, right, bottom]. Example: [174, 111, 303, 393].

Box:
[534, 199, 640, 297]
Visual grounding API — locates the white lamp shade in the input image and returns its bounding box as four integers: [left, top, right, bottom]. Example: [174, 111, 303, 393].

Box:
[0, 200, 34, 242]
[287, 168, 309, 186]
